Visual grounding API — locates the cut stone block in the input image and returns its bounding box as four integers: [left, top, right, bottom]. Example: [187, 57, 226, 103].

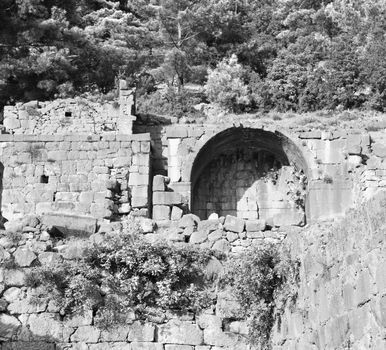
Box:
[190, 230, 208, 244]
[153, 175, 167, 191]
[153, 205, 170, 221]
[129, 173, 149, 186]
[179, 214, 200, 228]
[153, 191, 183, 205]
[158, 320, 203, 345]
[127, 321, 155, 342]
[224, 215, 245, 233]
[42, 213, 97, 237]
[171, 206, 184, 221]
[245, 219, 266, 232]
[131, 196, 148, 208]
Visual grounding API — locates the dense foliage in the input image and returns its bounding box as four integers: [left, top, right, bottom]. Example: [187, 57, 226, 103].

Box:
[27, 231, 217, 327]
[2, 1, 386, 112]
[223, 243, 299, 349]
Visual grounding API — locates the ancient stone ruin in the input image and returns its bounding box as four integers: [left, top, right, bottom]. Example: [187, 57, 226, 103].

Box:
[0, 83, 385, 349]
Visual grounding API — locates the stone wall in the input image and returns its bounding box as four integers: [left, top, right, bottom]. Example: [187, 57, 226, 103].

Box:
[192, 149, 305, 224]
[0, 210, 275, 349]
[0, 134, 151, 223]
[271, 191, 386, 349]
[139, 121, 386, 225]
[2, 84, 135, 135]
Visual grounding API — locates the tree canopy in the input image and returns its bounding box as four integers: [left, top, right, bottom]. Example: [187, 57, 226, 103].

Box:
[1, 0, 386, 112]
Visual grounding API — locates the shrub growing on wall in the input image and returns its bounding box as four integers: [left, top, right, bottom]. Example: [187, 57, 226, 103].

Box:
[27, 230, 218, 327]
[223, 243, 299, 350]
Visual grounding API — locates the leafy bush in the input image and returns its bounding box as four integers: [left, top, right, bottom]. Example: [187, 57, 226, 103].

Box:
[205, 54, 251, 112]
[27, 232, 217, 327]
[223, 243, 299, 350]
[136, 87, 205, 119]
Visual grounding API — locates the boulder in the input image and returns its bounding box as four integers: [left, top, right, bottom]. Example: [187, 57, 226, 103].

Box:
[245, 219, 266, 232]
[179, 214, 200, 228]
[14, 248, 36, 267]
[224, 216, 245, 233]
[189, 230, 208, 244]
[197, 219, 219, 232]
[212, 239, 231, 253]
[38, 252, 63, 265]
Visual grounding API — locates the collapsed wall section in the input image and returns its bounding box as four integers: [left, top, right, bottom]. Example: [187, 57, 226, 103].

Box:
[0, 134, 151, 223]
[2, 83, 136, 135]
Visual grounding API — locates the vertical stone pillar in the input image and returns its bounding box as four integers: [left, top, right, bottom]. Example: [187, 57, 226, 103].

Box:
[117, 80, 136, 134]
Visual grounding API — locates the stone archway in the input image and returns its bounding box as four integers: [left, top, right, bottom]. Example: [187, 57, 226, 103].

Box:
[190, 127, 308, 226]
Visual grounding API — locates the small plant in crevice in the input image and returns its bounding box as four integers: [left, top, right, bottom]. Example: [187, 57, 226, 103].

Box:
[26, 230, 219, 328]
[323, 174, 333, 184]
[222, 243, 300, 350]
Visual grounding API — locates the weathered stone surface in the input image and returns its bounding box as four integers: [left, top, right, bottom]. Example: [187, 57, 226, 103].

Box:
[13, 247, 36, 267]
[197, 314, 222, 329]
[158, 321, 203, 345]
[0, 314, 21, 339]
[0, 246, 11, 263]
[153, 175, 167, 191]
[3, 342, 55, 350]
[224, 216, 245, 233]
[3, 287, 21, 303]
[71, 325, 101, 343]
[179, 214, 199, 228]
[4, 269, 26, 287]
[89, 343, 131, 350]
[127, 321, 155, 342]
[226, 231, 238, 242]
[171, 206, 184, 221]
[100, 325, 129, 342]
[130, 343, 163, 350]
[42, 213, 97, 237]
[299, 131, 322, 139]
[272, 210, 305, 227]
[189, 230, 208, 244]
[28, 313, 73, 342]
[203, 327, 246, 347]
[197, 220, 220, 232]
[4, 220, 23, 233]
[245, 219, 266, 232]
[8, 295, 47, 314]
[208, 229, 223, 242]
[153, 191, 183, 205]
[164, 346, 194, 350]
[38, 252, 63, 265]
[153, 205, 170, 221]
[212, 239, 231, 253]
[63, 310, 93, 327]
[373, 143, 386, 158]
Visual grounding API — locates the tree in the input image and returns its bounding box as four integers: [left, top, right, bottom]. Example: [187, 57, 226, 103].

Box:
[205, 54, 250, 112]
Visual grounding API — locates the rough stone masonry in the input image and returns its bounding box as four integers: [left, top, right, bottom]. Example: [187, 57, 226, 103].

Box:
[0, 86, 386, 349]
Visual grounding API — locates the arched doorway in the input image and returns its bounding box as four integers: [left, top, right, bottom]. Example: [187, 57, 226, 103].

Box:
[190, 128, 308, 226]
